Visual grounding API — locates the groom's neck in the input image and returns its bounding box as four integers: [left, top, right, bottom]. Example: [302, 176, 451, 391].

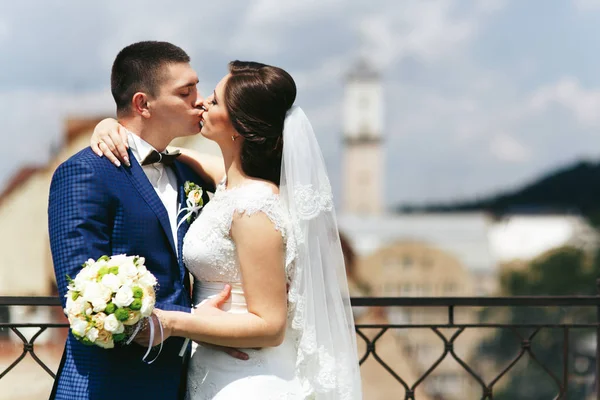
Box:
[118, 117, 170, 152]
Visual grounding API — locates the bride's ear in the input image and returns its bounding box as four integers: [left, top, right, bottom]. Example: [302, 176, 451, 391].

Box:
[132, 92, 151, 118]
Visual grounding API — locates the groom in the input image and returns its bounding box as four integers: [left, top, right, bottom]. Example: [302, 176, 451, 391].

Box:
[48, 41, 212, 399]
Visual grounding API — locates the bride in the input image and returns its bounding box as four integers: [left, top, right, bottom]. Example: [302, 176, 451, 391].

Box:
[92, 61, 362, 399]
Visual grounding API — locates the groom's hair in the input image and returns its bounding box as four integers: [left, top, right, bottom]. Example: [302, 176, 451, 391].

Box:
[111, 41, 190, 114]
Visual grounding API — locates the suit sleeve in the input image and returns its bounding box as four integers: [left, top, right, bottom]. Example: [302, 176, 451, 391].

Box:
[49, 159, 191, 314]
[48, 159, 114, 309]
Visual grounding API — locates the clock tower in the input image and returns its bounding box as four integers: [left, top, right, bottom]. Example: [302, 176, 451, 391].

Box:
[342, 58, 384, 215]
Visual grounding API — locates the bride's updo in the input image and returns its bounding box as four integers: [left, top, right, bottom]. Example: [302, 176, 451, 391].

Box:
[224, 61, 297, 186]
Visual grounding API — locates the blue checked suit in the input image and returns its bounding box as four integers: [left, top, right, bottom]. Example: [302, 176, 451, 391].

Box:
[48, 147, 210, 400]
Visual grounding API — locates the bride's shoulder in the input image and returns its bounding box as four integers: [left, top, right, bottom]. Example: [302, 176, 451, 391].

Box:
[229, 179, 279, 200]
[244, 178, 279, 196]
[227, 180, 287, 220]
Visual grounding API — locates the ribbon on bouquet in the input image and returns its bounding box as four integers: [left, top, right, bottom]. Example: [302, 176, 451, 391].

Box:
[126, 315, 164, 364]
[176, 198, 203, 230]
[179, 338, 190, 357]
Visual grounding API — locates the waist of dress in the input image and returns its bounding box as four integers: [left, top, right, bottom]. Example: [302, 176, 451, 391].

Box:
[193, 281, 248, 314]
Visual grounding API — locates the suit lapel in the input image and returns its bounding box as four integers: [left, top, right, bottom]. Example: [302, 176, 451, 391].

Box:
[172, 161, 192, 267]
[124, 152, 178, 256]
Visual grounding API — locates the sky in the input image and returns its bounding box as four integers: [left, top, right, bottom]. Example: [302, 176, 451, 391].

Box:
[2, 0, 600, 207]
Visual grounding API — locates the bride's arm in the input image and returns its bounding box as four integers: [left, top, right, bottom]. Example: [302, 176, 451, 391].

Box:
[90, 118, 225, 187]
[160, 211, 288, 348]
[173, 148, 224, 189]
[91, 118, 130, 167]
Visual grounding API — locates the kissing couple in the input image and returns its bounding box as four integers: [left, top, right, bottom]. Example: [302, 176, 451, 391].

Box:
[49, 40, 362, 399]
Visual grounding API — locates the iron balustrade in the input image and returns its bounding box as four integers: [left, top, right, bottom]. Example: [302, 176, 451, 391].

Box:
[1, 295, 599, 399]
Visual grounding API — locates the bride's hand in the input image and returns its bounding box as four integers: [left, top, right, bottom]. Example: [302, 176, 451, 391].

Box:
[191, 285, 250, 361]
[192, 284, 232, 317]
[90, 118, 130, 167]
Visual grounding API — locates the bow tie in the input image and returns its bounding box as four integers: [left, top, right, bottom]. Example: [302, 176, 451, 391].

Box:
[141, 149, 181, 166]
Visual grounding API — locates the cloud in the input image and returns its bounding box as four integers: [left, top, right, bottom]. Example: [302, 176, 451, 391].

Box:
[0, 18, 10, 47]
[489, 133, 532, 163]
[4, 0, 600, 208]
[528, 77, 600, 128]
[0, 89, 113, 178]
[574, 0, 600, 10]
[358, 2, 474, 69]
[228, 0, 343, 57]
[356, 0, 507, 70]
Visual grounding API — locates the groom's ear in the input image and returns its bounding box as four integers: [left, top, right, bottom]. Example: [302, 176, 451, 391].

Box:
[132, 92, 151, 118]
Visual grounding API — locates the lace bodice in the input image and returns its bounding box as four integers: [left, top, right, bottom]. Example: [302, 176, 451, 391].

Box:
[183, 178, 295, 285]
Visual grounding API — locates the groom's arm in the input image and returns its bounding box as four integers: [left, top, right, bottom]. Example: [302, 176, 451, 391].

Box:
[49, 158, 114, 309]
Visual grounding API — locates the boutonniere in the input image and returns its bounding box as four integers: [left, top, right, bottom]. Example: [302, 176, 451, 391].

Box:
[177, 181, 204, 229]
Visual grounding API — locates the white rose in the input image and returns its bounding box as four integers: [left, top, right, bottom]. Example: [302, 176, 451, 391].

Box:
[95, 330, 115, 349]
[92, 313, 107, 331]
[82, 282, 112, 304]
[83, 258, 96, 268]
[100, 273, 122, 293]
[140, 294, 155, 317]
[91, 298, 107, 313]
[119, 278, 134, 288]
[103, 314, 124, 334]
[118, 261, 138, 281]
[70, 317, 89, 337]
[189, 189, 203, 205]
[113, 286, 134, 308]
[73, 269, 93, 292]
[109, 254, 128, 266]
[87, 263, 102, 279]
[85, 327, 99, 343]
[65, 295, 85, 317]
[138, 272, 157, 288]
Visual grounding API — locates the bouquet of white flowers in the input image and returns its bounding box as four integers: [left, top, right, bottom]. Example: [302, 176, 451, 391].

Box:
[64, 254, 157, 349]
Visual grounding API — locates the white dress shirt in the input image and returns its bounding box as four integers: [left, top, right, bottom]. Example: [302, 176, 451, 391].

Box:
[128, 131, 180, 254]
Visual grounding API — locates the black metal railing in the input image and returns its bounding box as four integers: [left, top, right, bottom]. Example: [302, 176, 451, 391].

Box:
[352, 296, 600, 400]
[1, 295, 599, 399]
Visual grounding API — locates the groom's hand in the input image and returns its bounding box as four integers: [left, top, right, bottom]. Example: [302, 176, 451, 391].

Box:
[198, 342, 250, 361]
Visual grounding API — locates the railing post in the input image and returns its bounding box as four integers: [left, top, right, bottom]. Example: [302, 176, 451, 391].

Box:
[563, 327, 569, 400]
[596, 279, 600, 400]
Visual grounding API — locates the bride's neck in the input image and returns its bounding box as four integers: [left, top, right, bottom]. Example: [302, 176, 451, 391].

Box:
[221, 147, 247, 188]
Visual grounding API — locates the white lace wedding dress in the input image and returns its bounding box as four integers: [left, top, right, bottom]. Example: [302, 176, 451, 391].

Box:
[182, 178, 304, 400]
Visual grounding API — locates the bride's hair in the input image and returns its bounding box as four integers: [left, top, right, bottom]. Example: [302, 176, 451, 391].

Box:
[224, 61, 297, 186]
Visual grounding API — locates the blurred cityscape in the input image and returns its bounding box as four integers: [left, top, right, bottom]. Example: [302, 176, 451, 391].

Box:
[3, 1, 600, 399]
[0, 57, 599, 399]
